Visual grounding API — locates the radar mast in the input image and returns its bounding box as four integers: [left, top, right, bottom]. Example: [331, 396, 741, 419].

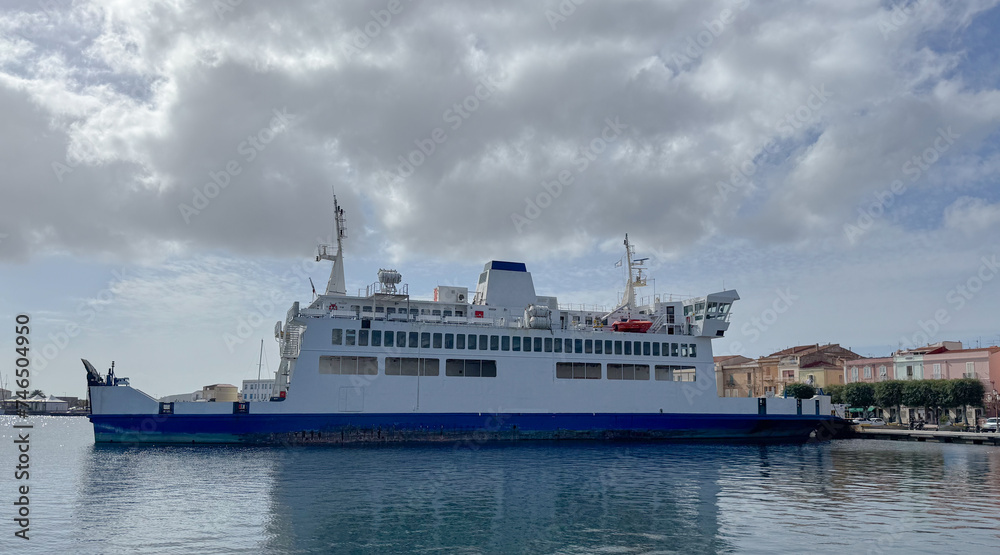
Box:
[317, 192, 347, 295]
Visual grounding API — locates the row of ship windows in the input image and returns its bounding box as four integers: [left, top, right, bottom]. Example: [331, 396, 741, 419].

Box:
[318, 355, 697, 381]
[331, 329, 698, 358]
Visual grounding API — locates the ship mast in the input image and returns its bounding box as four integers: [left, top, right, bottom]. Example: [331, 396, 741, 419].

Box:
[317, 192, 347, 295]
[607, 234, 648, 319]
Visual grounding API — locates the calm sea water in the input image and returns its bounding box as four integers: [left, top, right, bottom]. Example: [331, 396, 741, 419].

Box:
[2, 416, 999, 554]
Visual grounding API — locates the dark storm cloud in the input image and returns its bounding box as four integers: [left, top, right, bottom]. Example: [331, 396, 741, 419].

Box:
[2, 0, 1000, 264]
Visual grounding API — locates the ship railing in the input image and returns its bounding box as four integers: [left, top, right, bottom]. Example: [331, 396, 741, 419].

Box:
[558, 303, 609, 313]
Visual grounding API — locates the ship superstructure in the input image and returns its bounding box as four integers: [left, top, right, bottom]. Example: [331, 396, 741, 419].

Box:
[85, 196, 834, 443]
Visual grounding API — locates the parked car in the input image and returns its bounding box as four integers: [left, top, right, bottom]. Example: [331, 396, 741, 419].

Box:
[867, 418, 886, 426]
[984, 417, 999, 432]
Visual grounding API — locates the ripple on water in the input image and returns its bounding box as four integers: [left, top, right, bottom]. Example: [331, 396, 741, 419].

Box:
[2, 417, 999, 554]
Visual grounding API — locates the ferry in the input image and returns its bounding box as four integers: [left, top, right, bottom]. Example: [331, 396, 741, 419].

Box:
[84, 196, 836, 443]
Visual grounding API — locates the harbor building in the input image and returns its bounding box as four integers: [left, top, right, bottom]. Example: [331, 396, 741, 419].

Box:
[241, 379, 276, 401]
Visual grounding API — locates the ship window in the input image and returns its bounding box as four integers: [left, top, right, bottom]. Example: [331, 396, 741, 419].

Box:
[553, 337, 562, 353]
[372, 330, 382, 347]
[564, 339, 572, 353]
[445, 333, 454, 349]
[542, 338, 551, 353]
[457, 334, 466, 349]
[409, 332, 418, 349]
[386, 357, 439, 376]
[652, 342, 659, 356]
[468, 334, 477, 350]
[332, 329, 343, 345]
[585, 340, 593, 354]
[556, 362, 601, 379]
[480, 335, 489, 350]
[522, 337, 531, 352]
[615, 341, 623, 355]
[624, 342, 632, 356]
[346, 329, 356, 346]
[607, 363, 650, 380]
[490, 336, 499, 351]
[387, 307, 396, 314]
[534, 337, 542, 352]
[512, 336, 520, 351]
[655, 365, 672, 381]
[502, 336, 510, 351]
[375, 306, 384, 313]
[681, 344, 689, 357]
[594, 340, 602, 354]
[421, 333, 431, 349]
[585, 317, 593, 325]
[409, 308, 419, 315]
[396, 332, 406, 347]
[362, 306, 372, 313]
[351, 305, 360, 313]
[432, 310, 441, 316]
[689, 344, 697, 357]
[433, 333, 442, 349]
[443, 310, 452, 317]
[671, 343, 679, 357]
[384, 331, 394, 348]
[456, 311, 464, 317]
[643, 342, 651, 356]
[319, 356, 378, 375]
[446, 359, 497, 377]
[605, 340, 612, 355]
[633, 341, 642, 356]
[575, 339, 583, 354]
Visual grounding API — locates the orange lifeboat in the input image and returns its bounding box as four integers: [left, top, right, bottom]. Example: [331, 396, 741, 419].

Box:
[611, 319, 653, 333]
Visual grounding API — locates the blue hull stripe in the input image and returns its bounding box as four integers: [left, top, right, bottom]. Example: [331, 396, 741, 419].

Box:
[89, 412, 838, 443]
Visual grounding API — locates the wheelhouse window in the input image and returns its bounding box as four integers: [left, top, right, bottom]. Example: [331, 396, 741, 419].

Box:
[332, 329, 343, 345]
[345, 329, 356, 346]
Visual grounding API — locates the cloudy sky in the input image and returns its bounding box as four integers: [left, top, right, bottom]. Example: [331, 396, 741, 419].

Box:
[2, 0, 1000, 398]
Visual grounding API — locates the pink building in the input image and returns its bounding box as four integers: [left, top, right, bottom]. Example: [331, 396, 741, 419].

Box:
[844, 356, 894, 383]
[922, 346, 1000, 389]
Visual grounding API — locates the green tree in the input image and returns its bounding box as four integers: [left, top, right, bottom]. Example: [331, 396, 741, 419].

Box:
[844, 382, 876, 415]
[825, 384, 846, 405]
[874, 380, 904, 424]
[784, 383, 816, 400]
[902, 380, 933, 420]
[950, 378, 986, 424]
